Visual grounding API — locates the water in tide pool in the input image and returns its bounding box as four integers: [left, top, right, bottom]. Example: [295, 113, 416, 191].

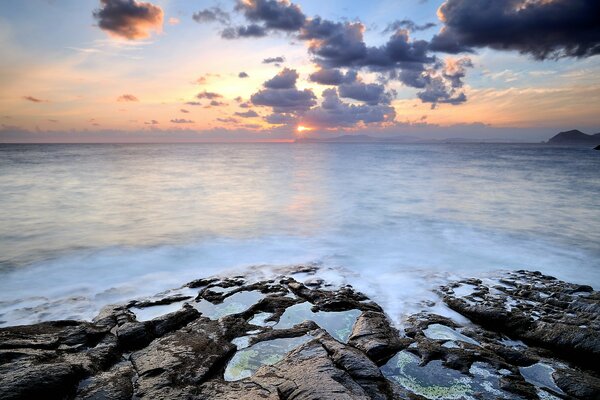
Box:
[0, 143, 599, 327]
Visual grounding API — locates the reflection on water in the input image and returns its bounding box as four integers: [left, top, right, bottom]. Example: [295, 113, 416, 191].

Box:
[0, 143, 599, 326]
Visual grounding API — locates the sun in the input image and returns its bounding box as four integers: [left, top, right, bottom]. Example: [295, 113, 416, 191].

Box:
[296, 125, 312, 133]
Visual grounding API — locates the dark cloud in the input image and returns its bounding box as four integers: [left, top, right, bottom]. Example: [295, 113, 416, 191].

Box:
[263, 56, 285, 64]
[251, 68, 316, 113]
[235, 0, 306, 32]
[170, 118, 194, 124]
[196, 91, 223, 100]
[93, 0, 164, 40]
[238, 72, 250, 78]
[192, 7, 230, 24]
[265, 112, 297, 125]
[309, 68, 355, 85]
[416, 57, 472, 107]
[23, 96, 44, 103]
[144, 119, 159, 125]
[430, 0, 600, 60]
[338, 80, 393, 105]
[252, 88, 316, 113]
[303, 88, 396, 128]
[239, 102, 252, 108]
[209, 100, 227, 107]
[301, 19, 368, 68]
[221, 24, 267, 39]
[117, 94, 139, 102]
[235, 110, 259, 118]
[264, 67, 298, 89]
[185, 101, 202, 106]
[383, 19, 436, 34]
[180, 109, 190, 113]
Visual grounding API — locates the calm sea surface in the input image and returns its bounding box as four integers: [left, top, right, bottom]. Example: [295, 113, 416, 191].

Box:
[1, 143, 599, 326]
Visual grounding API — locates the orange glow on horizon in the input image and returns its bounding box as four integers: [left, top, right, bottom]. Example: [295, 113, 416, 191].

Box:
[296, 125, 312, 133]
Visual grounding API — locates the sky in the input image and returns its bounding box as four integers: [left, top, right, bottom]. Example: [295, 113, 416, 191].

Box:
[0, 0, 599, 142]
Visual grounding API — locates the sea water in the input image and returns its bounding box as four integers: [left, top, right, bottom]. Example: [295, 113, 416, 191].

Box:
[0, 143, 598, 326]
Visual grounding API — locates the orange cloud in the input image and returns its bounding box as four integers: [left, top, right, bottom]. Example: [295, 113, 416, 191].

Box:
[94, 0, 164, 40]
[117, 94, 139, 102]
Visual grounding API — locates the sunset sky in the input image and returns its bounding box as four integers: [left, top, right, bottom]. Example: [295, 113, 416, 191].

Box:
[1, 0, 599, 142]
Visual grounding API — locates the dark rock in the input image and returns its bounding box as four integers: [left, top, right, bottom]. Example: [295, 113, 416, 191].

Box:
[116, 321, 153, 350]
[252, 340, 373, 399]
[75, 362, 135, 400]
[554, 367, 600, 400]
[347, 311, 403, 364]
[0, 361, 82, 400]
[130, 317, 235, 398]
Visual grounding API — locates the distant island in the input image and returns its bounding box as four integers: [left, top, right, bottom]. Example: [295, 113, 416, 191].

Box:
[547, 129, 600, 145]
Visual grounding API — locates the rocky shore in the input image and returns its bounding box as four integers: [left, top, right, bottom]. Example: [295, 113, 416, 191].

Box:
[1, 268, 599, 400]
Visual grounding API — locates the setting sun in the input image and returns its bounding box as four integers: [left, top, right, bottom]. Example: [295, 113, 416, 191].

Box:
[297, 125, 312, 133]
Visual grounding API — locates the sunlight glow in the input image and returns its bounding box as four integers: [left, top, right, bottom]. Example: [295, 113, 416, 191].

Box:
[297, 125, 312, 132]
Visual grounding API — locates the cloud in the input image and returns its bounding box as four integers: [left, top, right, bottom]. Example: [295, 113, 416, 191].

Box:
[264, 67, 298, 89]
[196, 91, 223, 100]
[430, 0, 600, 60]
[263, 56, 285, 64]
[416, 57, 473, 107]
[185, 101, 202, 106]
[117, 94, 139, 102]
[168, 17, 180, 26]
[309, 68, 355, 85]
[251, 69, 316, 113]
[93, 0, 164, 40]
[192, 7, 230, 24]
[235, 0, 306, 32]
[235, 110, 259, 118]
[221, 24, 267, 39]
[252, 88, 316, 112]
[338, 80, 393, 105]
[23, 96, 44, 103]
[265, 113, 297, 125]
[209, 100, 227, 107]
[170, 118, 194, 124]
[217, 117, 239, 123]
[180, 109, 190, 113]
[302, 88, 396, 128]
[239, 72, 250, 78]
[383, 20, 436, 34]
[144, 119, 159, 125]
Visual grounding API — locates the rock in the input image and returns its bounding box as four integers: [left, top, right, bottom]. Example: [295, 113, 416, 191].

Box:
[347, 311, 403, 364]
[0, 360, 82, 400]
[130, 317, 235, 398]
[2, 271, 600, 400]
[116, 321, 153, 350]
[75, 362, 135, 400]
[553, 367, 600, 400]
[442, 270, 600, 371]
[252, 340, 373, 399]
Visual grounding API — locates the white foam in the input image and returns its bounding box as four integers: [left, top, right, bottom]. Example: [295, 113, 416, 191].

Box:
[0, 220, 598, 327]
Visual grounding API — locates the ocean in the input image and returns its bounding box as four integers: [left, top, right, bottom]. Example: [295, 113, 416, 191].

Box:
[1, 143, 599, 327]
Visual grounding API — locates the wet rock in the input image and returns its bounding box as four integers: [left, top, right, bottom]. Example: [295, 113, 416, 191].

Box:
[348, 311, 404, 364]
[131, 317, 235, 398]
[252, 340, 373, 399]
[553, 367, 600, 400]
[75, 362, 134, 400]
[442, 270, 600, 371]
[0, 360, 83, 400]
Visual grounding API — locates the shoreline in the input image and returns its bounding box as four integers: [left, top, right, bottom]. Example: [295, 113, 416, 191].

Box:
[1, 267, 599, 399]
